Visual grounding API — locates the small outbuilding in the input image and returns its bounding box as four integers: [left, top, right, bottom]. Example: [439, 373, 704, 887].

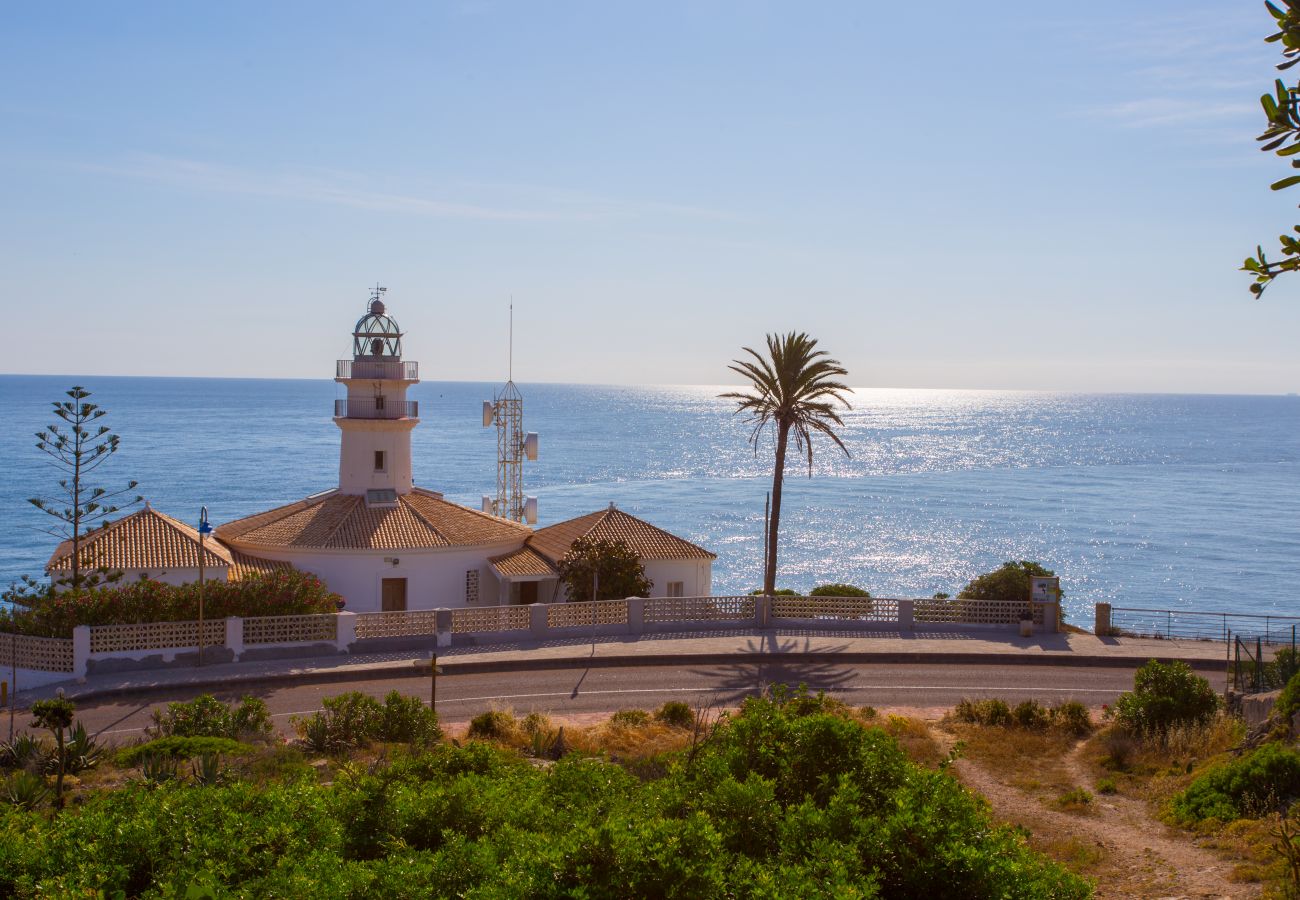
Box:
[489, 504, 715, 603]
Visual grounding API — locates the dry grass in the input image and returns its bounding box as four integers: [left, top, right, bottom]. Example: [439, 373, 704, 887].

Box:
[943, 721, 1080, 798]
[1079, 716, 1245, 805]
[877, 715, 945, 769]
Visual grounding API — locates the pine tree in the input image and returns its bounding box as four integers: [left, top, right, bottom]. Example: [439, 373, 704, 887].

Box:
[27, 386, 141, 592]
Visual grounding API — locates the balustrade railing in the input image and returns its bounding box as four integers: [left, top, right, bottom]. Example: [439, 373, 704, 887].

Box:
[333, 398, 418, 419]
[336, 360, 419, 380]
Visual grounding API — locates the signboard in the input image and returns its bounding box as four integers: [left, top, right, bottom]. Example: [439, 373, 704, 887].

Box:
[1030, 576, 1060, 603]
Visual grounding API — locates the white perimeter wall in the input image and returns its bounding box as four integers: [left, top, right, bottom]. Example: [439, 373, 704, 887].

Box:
[233, 541, 524, 613]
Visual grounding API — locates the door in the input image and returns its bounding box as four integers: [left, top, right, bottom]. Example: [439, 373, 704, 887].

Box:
[381, 577, 407, 612]
[519, 581, 539, 604]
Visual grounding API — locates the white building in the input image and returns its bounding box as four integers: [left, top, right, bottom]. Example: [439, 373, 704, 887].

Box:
[47, 291, 715, 612]
[45, 503, 285, 586]
[489, 503, 715, 603]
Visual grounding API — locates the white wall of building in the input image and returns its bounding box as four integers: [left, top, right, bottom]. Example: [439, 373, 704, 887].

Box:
[336, 417, 417, 496]
[110, 567, 230, 588]
[643, 559, 712, 598]
[543, 558, 712, 602]
[228, 541, 524, 613]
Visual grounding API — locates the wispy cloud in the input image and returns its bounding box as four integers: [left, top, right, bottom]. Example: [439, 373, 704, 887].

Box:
[76, 155, 573, 221]
[1087, 97, 1254, 128]
[72, 154, 744, 224]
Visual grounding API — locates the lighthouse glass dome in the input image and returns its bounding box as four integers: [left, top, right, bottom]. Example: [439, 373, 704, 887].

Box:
[353, 300, 403, 358]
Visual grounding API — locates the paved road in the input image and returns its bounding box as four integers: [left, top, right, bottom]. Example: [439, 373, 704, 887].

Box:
[33, 660, 1162, 744]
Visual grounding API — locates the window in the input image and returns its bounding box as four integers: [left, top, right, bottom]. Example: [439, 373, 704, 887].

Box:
[374, 450, 386, 472]
[466, 570, 480, 604]
[667, 581, 685, 598]
[374, 395, 386, 410]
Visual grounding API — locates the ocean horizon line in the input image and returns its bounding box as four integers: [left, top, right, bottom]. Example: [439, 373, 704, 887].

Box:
[0, 372, 1295, 400]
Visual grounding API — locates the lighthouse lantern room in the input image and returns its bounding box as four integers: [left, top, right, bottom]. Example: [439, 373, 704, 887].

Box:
[334, 286, 420, 499]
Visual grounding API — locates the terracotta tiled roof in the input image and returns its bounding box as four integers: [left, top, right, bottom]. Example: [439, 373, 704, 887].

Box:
[489, 545, 557, 578]
[527, 506, 716, 565]
[217, 488, 531, 551]
[46, 506, 233, 573]
[224, 547, 296, 581]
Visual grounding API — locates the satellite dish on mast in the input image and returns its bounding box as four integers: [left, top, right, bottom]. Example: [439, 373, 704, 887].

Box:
[524, 432, 539, 461]
[482, 401, 494, 427]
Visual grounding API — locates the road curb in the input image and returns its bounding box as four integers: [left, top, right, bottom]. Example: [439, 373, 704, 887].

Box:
[42, 649, 1227, 705]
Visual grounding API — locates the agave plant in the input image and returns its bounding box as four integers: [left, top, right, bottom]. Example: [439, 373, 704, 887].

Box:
[2, 771, 51, 810]
[0, 733, 47, 771]
[191, 752, 224, 786]
[139, 753, 178, 786]
[60, 722, 103, 775]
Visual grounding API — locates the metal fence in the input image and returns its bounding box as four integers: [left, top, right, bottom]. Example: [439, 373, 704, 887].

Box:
[1108, 606, 1300, 643]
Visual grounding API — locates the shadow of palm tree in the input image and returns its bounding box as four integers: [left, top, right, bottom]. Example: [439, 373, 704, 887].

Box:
[689, 635, 859, 700]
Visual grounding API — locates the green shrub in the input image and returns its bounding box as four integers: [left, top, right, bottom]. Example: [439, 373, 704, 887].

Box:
[377, 691, 441, 746]
[1051, 700, 1094, 736]
[1056, 787, 1093, 811]
[149, 694, 274, 742]
[609, 709, 651, 727]
[1277, 670, 1300, 726]
[293, 692, 393, 753]
[653, 701, 695, 729]
[118, 736, 252, 767]
[467, 710, 517, 742]
[1095, 777, 1117, 795]
[1172, 742, 1300, 822]
[1012, 700, 1051, 729]
[953, 698, 1012, 727]
[958, 560, 1058, 604]
[747, 588, 800, 596]
[808, 583, 871, 597]
[1111, 660, 1220, 736]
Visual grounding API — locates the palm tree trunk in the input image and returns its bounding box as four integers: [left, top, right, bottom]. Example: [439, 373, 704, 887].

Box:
[765, 421, 790, 594]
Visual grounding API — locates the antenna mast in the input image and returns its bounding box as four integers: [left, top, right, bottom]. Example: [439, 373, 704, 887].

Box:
[482, 301, 538, 524]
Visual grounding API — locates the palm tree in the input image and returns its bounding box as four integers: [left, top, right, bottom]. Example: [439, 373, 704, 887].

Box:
[721, 332, 852, 595]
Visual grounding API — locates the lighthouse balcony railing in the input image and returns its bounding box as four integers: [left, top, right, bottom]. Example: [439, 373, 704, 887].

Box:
[336, 360, 418, 381]
[334, 399, 418, 419]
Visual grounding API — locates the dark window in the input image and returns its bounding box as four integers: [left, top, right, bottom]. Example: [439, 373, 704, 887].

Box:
[374, 450, 386, 471]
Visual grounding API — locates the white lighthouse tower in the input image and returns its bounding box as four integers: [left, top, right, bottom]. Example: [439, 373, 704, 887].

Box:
[334, 286, 420, 498]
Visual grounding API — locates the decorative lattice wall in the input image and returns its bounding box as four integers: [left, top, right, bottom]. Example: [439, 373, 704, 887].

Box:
[547, 600, 629, 629]
[0, 633, 74, 672]
[645, 596, 755, 623]
[450, 605, 530, 634]
[354, 610, 441, 639]
[89, 619, 226, 654]
[465, 570, 480, 605]
[913, 599, 1043, 625]
[772, 596, 896, 623]
[242, 614, 338, 645]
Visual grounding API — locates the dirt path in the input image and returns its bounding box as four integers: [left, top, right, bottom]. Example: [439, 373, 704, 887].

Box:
[951, 739, 1259, 899]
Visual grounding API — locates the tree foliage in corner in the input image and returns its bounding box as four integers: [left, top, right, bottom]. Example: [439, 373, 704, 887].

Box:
[26, 386, 141, 593]
[1244, 0, 1300, 295]
[555, 536, 652, 602]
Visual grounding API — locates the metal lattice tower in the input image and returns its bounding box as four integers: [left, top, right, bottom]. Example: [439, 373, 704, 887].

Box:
[492, 380, 524, 520]
[481, 304, 538, 524]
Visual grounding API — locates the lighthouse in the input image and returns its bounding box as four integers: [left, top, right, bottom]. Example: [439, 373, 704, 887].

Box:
[334, 287, 419, 499]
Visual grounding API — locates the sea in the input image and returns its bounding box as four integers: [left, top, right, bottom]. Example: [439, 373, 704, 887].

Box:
[1, 375, 1296, 625]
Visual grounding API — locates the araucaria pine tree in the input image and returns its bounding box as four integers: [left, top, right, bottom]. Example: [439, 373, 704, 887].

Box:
[27, 386, 141, 592]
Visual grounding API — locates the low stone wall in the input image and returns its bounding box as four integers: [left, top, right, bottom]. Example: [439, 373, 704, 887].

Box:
[0, 596, 1062, 688]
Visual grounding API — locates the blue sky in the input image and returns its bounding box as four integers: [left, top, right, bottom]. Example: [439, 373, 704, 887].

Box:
[3, 1, 1299, 393]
